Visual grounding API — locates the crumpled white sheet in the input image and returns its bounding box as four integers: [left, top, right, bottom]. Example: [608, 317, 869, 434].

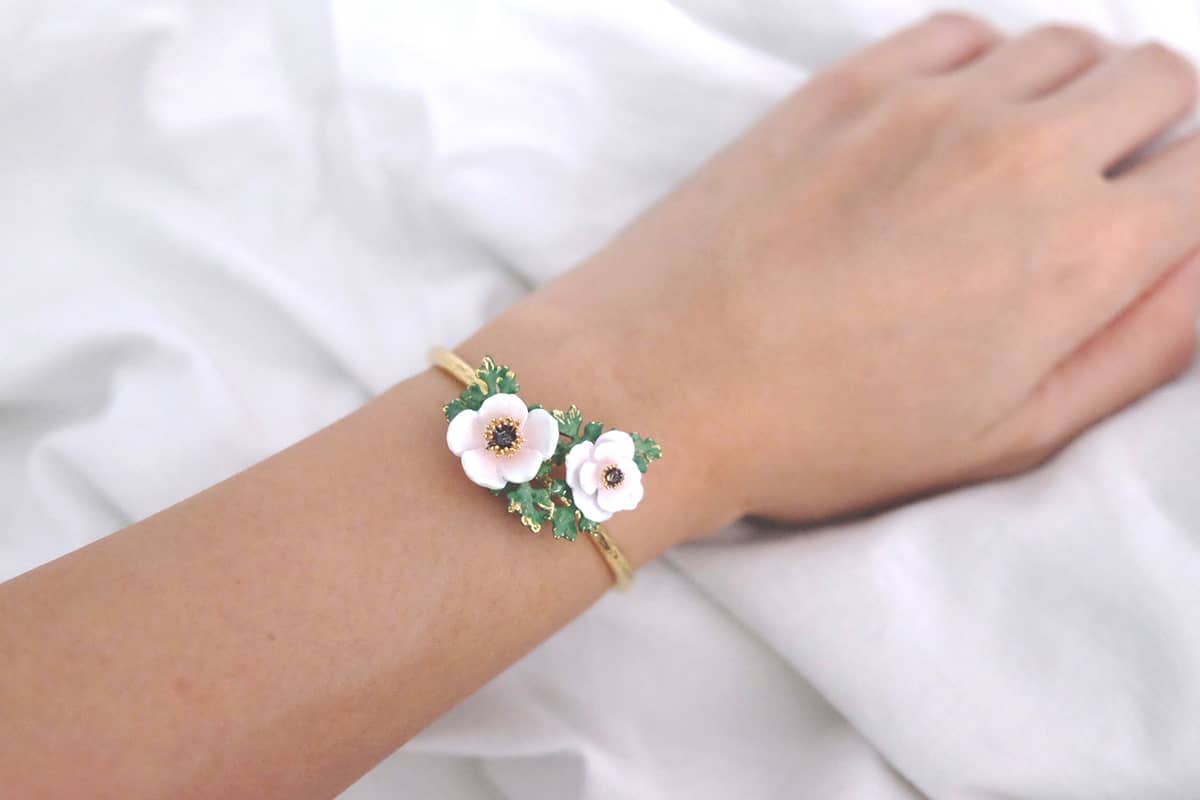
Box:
[3, 1, 1199, 797]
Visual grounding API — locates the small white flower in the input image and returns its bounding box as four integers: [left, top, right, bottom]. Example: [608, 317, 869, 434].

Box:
[564, 430, 644, 523]
[447, 393, 559, 490]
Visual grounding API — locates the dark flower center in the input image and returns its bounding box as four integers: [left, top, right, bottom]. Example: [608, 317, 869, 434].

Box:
[601, 465, 625, 489]
[484, 417, 523, 456]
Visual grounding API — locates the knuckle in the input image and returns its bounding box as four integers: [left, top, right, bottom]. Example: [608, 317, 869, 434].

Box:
[954, 110, 1063, 177]
[886, 77, 960, 126]
[1033, 23, 1103, 55]
[1137, 41, 1198, 96]
[1001, 115, 1054, 154]
[1040, 208, 1133, 296]
[925, 10, 993, 41]
[809, 65, 877, 115]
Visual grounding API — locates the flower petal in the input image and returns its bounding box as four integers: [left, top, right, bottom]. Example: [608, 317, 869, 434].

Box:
[477, 393, 528, 426]
[572, 486, 612, 523]
[616, 459, 642, 484]
[461, 449, 506, 490]
[522, 408, 559, 458]
[579, 461, 600, 495]
[499, 447, 544, 484]
[565, 441, 594, 493]
[598, 477, 644, 513]
[594, 430, 635, 461]
[446, 409, 481, 456]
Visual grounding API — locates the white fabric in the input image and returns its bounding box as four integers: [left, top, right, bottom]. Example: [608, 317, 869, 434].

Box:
[3, 1, 1200, 798]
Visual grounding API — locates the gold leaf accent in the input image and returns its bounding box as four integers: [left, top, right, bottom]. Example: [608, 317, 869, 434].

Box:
[476, 356, 498, 395]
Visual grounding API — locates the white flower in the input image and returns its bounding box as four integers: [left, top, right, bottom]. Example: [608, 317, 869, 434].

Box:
[447, 393, 559, 490]
[564, 430, 644, 523]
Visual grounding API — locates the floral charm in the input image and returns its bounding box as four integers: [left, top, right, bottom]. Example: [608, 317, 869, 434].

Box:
[441, 355, 662, 539]
[447, 393, 559, 490]
[565, 431, 644, 523]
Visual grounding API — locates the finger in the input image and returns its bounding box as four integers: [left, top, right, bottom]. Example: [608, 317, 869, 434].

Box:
[1038, 42, 1198, 170]
[804, 13, 999, 119]
[958, 24, 1110, 101]
[1113, 126, 1200, 210]
[1101, 130, 1200, 292]
[844, 12, 999, 78]
[1021, 253, 1200, 456]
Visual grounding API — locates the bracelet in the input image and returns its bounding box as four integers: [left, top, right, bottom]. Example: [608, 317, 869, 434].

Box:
[429, 347, 663, 590]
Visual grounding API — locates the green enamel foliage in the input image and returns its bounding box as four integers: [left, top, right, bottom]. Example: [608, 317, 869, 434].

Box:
[631, 433, 662, 474]
[552, 405, 582, 439]
[478, 356, 520, 394]
[443, 356, 520, 421]
[506, 482, 554, 533]
[443, 356, 662, 540]
[443, 397, 469, 422]
[552, 506, 579, 541]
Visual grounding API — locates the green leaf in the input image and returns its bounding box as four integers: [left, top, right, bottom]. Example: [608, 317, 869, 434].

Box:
[548, 479, 571, 499]
[444, 356, 520, 419]
[456, 382, 487, 412]
[552, 506, 578, 541]
[582, 421, 604, 442]
[506, 482, 553, 533]
[476, 355, 520, 395]
[444, 398, 469, 421]
[631, 433, 662, 473]
[535, 460, 554, 480]
[551, 438, 572, 466]
[577, 516, 599, 534]
[552, 406, 582, 439]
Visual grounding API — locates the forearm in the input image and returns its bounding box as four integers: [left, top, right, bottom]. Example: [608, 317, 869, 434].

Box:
[0, 315, 735, 798]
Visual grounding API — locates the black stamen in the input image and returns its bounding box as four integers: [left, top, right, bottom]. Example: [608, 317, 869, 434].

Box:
[602, 465, 624, 488]
[489, 423, 519, 450]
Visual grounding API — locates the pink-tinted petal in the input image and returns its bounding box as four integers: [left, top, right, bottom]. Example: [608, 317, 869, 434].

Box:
[572, 487, 612, 523]
[617, 459, 642, 485]
[499, 446, 544, 484]
[594, 430, 635, 461]
[564, 441, 594, 493]
[477, 393, 528, 427]
[627, 481, 645, 510]
[446, 409, 481, 456]
[579, 461, 600, 495]
[599, 477, 644, 513]
[522, 409, 559, 458]
[461, 449, 506, 490]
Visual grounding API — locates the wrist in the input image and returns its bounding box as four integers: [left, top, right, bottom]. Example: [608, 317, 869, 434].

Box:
[454, 306, 741, 561]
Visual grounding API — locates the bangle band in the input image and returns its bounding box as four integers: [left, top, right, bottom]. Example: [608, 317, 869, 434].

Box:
[429, 347, 661, 591]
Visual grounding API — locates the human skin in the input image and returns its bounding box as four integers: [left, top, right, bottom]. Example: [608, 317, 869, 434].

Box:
[3, 12, 1200, 798]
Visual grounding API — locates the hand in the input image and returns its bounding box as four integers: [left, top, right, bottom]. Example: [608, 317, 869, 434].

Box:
[467, 14, 1200, 533]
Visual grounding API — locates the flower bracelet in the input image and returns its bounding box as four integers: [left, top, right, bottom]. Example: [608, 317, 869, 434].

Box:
[429, 347, 663, 590]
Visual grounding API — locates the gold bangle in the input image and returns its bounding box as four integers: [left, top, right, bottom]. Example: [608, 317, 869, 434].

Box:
[587, 524, 634, 590]
[430, 347, 645, 591]
[429, 346, 488, 394]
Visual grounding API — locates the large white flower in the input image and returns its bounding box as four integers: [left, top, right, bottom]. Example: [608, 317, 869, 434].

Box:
[447, 393, 559, 490]
[564, 430, 644, 523]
